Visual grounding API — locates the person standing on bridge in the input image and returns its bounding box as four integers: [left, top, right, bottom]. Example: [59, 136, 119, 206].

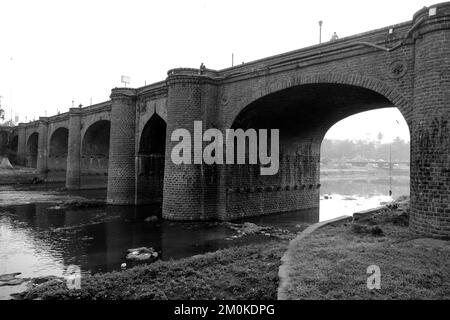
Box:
[331, 32, 339, 41]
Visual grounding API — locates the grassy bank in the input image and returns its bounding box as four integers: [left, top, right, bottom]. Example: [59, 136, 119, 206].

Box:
[22, 239, 287, 300]
[280, 205, 450, 299]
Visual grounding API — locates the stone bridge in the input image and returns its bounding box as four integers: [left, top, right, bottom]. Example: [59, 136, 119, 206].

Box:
[1, 2, 449, 238]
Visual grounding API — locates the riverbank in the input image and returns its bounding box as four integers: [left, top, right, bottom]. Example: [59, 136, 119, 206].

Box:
[13, 199, 449, 300]
[18, 239, 287, 300]
[278, 202, 450, 299]
[0, 166, 40, 185]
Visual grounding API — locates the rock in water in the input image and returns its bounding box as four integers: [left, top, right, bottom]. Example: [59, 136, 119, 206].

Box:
[144, 216, 158, 223]
[0, 272, 21, 281]
[126, 247, 158, 262]
[0, 272, 29, 287]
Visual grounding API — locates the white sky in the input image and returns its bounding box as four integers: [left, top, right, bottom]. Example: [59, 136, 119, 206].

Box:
[0, 0, 437, 141]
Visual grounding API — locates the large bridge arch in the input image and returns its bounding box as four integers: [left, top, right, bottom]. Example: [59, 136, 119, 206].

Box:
[26, 132, 39, 168]
[224, 73, 411, 129]
[222, 79, 409, 219]
[81, 120, 111, 188]
[137, 113, 167, 204]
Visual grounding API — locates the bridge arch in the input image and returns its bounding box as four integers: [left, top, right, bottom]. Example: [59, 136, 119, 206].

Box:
[49, 127, 69, 157]
[26, 132, 39, 168]
[224, 78, 410, 219]
[48, 127, 69, 180]
[81, 120, 110, 188]
[0, 130, 9, 156]
[226, 73, 411, 129]
[9, 134, 18, 163]
[137, 113, 167, 204]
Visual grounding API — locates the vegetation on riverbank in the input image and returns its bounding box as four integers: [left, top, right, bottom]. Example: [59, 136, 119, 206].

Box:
[21, 239, 287, 300]
[279, 202, 450, 299]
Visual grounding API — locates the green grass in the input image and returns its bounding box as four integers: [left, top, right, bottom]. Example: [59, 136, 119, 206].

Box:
[281, 217, 450, 299]
[23, 239, 287, 300]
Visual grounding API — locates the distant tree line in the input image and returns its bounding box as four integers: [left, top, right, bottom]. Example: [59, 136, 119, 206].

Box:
[321, 137, 410, 163]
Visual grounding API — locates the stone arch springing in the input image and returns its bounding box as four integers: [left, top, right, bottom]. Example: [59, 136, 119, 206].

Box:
[81, 120, 110, 188]
[137, 113, 167, 204]
[224, 78, 409, 220]
[26, 132, 39, 168]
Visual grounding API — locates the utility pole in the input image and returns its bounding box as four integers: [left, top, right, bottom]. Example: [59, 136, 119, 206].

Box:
[389, 143, 392, 196]
[319, 20, 323, 44]
[0, 96, 4, 121]
[389, 119, 401, 197]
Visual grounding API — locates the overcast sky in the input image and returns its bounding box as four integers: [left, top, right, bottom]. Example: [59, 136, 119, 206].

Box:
[0, 0, 438, 141]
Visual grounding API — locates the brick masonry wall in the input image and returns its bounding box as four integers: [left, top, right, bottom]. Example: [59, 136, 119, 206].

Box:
[17, 125, 26, 166]
[409, 5, 450, 238]
[107, 88, 137, 205]
[162, 75, 220, 220]
[66, 108, 82, 189]
[37, 118, 48, 174]
[223, 140, 320, 220]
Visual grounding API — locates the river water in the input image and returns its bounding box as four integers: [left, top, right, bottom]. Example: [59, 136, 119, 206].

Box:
[0, 172, 409, 299]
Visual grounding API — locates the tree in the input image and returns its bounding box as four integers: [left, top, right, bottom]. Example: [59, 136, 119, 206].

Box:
[377, 132, 383, 141]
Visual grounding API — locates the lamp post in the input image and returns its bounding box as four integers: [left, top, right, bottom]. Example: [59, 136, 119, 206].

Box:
[0, 95, 4, 121]
[389, 143, 392, 196]
[389, 119, 401, 197]
[319, 20, 323, 44]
